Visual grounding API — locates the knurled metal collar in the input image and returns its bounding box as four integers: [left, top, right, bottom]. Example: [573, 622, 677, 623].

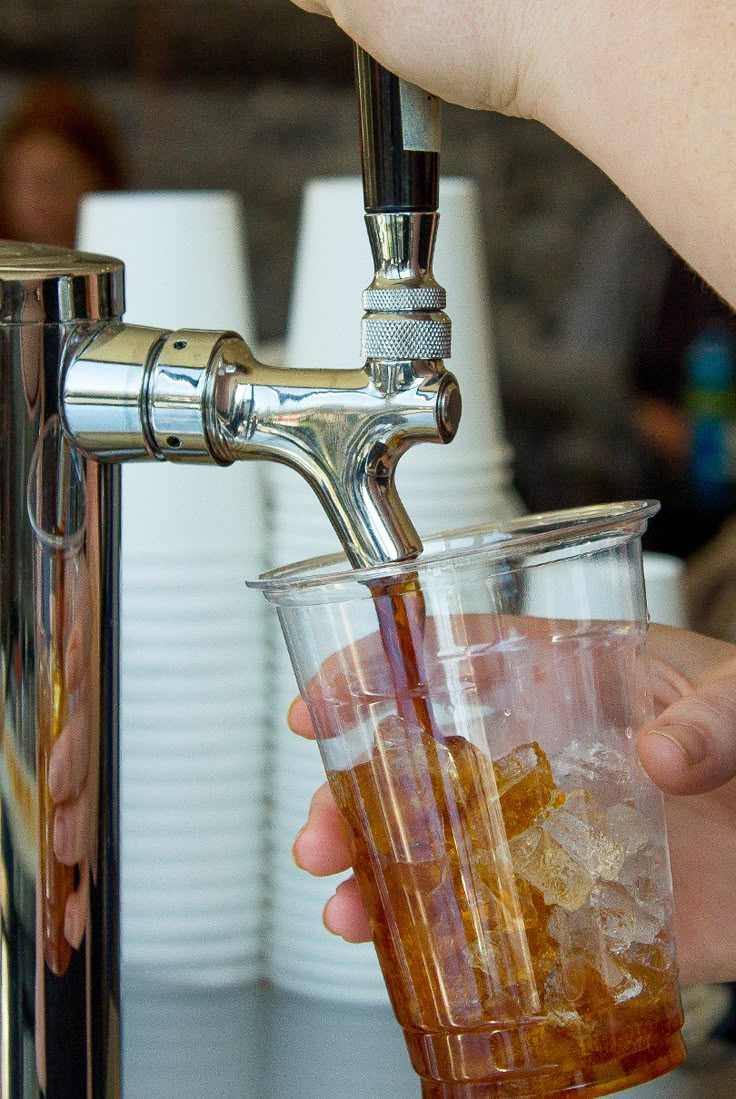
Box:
[363, 286, 447, 311]
[0, 240, 125, 324]
[362, 314, 452, 360]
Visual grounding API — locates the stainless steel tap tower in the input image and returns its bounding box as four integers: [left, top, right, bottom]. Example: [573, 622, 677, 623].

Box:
[0, 48, 459, 1096]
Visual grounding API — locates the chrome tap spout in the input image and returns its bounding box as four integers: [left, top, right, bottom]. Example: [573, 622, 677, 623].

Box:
[211, 347, 460, 566]
[62, 324, 460, 567]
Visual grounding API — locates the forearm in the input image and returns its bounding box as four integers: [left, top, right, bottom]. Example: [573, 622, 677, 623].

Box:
[535, 0, 736, 304]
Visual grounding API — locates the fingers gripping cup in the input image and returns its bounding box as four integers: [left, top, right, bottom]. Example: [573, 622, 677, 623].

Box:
[249, 503, 685, 1098]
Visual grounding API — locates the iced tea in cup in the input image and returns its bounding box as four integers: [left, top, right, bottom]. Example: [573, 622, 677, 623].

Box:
[249, 503, 685, 1097]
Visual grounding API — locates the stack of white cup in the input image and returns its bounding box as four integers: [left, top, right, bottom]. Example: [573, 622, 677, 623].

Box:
[77, 191, 269, 986]
[642, 552, 688, 628]
[267, 176, 521, 1001]
[523, 549, 687, 628]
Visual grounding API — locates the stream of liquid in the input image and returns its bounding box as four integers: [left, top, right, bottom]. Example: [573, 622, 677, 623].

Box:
[370, 573, 445, 746]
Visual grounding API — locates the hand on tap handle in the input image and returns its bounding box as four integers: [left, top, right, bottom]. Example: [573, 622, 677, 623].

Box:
[354, 45, 440, 214]
[294, 0, 736, 310]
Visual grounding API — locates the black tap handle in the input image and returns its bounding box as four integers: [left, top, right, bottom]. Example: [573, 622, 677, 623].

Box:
[355, 46, 441, 214]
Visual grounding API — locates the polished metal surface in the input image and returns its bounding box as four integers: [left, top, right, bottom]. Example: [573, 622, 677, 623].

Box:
[63, 323, 459, 566]
[397, 78, 442, 153]
[61, 325, 230, 463]
[208, 345, 460, 565]
[361, 315, 451, 360]
[61, 203, 459, 567]
[0, 245, 121, 1098]
[364, 212, 442, 288]
[145, 329, 233, 462]
[62, 323, 170, 461]
[363, 285, 446, 310]
[1, 200, 460, 1097]
[0, 241, 125, 325]
[0, 67, 459, 1099]
[361, 212, 451, 361]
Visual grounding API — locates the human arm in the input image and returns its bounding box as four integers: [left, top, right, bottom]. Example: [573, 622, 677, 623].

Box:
[291, 0, 736, 308]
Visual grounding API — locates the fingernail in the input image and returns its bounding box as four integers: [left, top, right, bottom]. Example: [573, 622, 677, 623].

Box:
[286, 698, 300, 732]
[322, 895, 341, 937]
[53, 810, 67, 857]
[291, 825, 307, 867]
[48, 755, 62, 800]
[64, 902, 83, 949]
[648, 724, 708, 766]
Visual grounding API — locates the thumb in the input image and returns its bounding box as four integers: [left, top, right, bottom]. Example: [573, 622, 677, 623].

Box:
[290, 1, 332, 13]
[639, 662, 736, 795]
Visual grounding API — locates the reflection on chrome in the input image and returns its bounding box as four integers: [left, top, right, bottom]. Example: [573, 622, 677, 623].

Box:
[1, 243, 121, 1097]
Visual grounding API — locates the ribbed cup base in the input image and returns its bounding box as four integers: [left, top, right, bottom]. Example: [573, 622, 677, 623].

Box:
[418, 1031, 686, 1099]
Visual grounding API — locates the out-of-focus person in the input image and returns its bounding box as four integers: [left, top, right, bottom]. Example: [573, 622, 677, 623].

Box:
[0, 78, 123, 249]
[629, 253, 736, 560]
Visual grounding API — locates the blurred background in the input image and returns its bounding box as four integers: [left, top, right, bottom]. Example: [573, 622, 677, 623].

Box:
[3, 1, 736, 1095]
[1, 0, 706, 543]
[4, 0, 736, 575]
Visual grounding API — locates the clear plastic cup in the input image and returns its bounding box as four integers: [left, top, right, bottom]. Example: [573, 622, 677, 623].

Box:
[249, 502, 685, 1098]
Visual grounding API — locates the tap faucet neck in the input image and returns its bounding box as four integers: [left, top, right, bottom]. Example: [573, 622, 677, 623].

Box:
[361, 211, 451, 366]
[364, 210, 441, 291]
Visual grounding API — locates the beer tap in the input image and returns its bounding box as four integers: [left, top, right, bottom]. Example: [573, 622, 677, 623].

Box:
[59, 53, 457, 569]
[0, 44, 458, 1098]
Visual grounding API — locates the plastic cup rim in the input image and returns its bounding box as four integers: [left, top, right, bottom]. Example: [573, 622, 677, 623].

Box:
[248, 501, 660, 602]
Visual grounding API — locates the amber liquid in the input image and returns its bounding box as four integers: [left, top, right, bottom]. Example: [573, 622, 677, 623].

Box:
[370, 574, 445, 745]
[328, 576, 684, 1098]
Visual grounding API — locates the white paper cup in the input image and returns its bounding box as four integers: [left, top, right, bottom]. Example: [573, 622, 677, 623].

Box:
[77, 190, 255, 336]
[643, 552, 688, 627]
[78, 190, 268, 987]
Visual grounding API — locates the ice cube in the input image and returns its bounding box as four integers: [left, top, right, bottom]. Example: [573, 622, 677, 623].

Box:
[542, 795, 625, 882]
[345, 714, 448, 861]
[494, 742, 546, 796]
[546, 904, 572, 947]
[547, 898, 606, 958]
[550, 739, 632, 805]
[619, 845, 673, 926]
[509, 825, 594, 910]
[445, 734, 507, 844]
[492, 741, 563, 839]
[543, 948, 615, 1015]
[543, 961, 583, 1023]
[598, 951, 645, 1003]
[605, 803, 650, 856]
[618, 939, 677, 995]
[589, 881, 661, 947]
[543, 941, 645, 1022]
[552, 905, 647, 999]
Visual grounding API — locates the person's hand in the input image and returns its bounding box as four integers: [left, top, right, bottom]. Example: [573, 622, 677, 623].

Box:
[289, 623, 736, 985]
[637, 625, 736, 984]
[290, 1, 736, 310]
[290, 0, 545, 117]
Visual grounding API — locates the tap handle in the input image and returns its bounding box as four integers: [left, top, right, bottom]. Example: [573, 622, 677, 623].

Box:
[355, 45, 441, 214]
